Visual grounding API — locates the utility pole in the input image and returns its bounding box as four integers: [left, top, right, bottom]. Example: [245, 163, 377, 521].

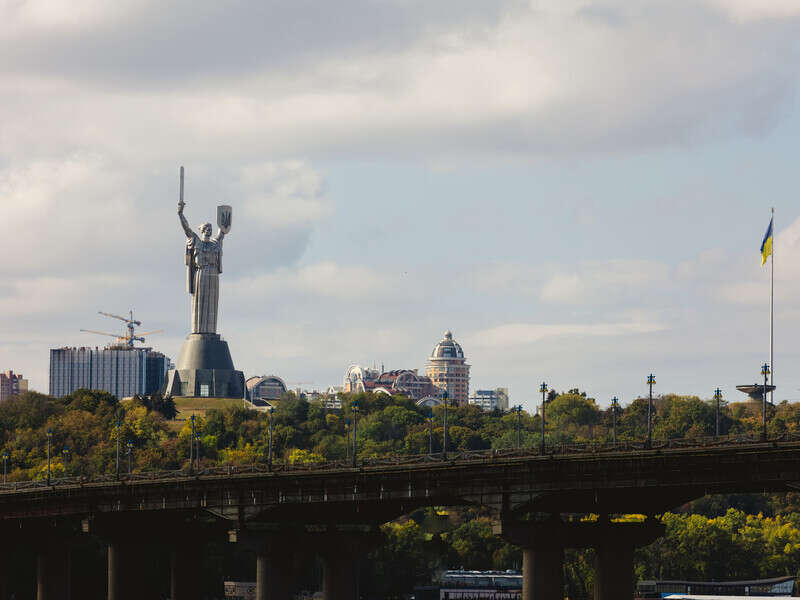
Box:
[539, 383, 548, 453]
[516, 405, 522, 449]
[647, 374, 656, 448]
[195, 433, 201, 471]
[611, 396, 619, 444]
[713, 388, 723, 437]
[762, 363, 770, 441]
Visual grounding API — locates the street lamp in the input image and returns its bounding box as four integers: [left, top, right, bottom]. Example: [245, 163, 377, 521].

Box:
[442, 390, 449, 457]
[189, 414, 196, 472]
[761, 363, 770, 440]
[351, 400, 359, 467]
[647, 374, 656, 447]
[268, 406, 274, 470]
[195, 433, 201, 471]
[115, 418, 121, 476]
[46, 428, 52, 484]
[344, 419, 350, 460]
[126, 441, 133, 474]
[2, 450, 8, 484]
[611, 396, 619, 444]
[62, 446, 70, 478]
[539, 383, 548, 453]
[515, 405, 522, 449]
[713, 388, 723, 437]
[428, 410, 434, 455]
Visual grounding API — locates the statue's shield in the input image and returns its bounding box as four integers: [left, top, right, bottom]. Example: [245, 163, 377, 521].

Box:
[217, 205, 232, 233]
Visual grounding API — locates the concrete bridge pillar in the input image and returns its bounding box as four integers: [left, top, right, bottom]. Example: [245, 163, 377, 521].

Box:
[0, 548, 8, 600]
[318, 528, 382, 600]
[521, 547, 563, 600]
[36, 540, 72, 600]
[593, 543, 633, 600]
[107, 540, 148, 600]
[170, 544, 203, 600]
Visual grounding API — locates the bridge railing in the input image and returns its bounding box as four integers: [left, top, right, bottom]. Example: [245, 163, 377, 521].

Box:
[0, 431, 797, 492]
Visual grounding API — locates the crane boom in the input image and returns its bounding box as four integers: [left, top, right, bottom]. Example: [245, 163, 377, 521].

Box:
[82, 310, 160, 348]
[80, 329, 121, 338]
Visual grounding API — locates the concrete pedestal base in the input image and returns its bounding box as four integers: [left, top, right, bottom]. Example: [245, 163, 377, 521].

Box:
[165, 333, 244, 398]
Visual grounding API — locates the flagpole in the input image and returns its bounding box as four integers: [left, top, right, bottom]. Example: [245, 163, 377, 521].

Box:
[770, 207, 774, 405]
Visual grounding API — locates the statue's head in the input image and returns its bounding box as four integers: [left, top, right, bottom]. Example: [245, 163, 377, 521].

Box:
[199, 223, 212, 240]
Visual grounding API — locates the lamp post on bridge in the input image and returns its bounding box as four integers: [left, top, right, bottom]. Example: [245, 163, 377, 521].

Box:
[539, 382, 548, 453]
[428, 410, 434, 455]
[62, 446, 70, 478]
[126, 441, 133, 474]
[515, 405, 522, 449]
[442, 390, 449, 457]
[351, 400, 359, 467]
[761, 363, 770, 441]
[115, 418, 121, 476]
[46, 428, 52, 485]
[2, 450, 7, 484]
[713, 388, 723, 437]
[647, 373, 656, 448]
[611, 396, 619, 444]
[344, 419, 350, 460]
[189, 414, 196, 472]
[195, 433, 201, 471]
[268, 406, 274, 471]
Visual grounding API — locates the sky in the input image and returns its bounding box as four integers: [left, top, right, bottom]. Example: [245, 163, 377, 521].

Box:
[3, 0, 800, 412]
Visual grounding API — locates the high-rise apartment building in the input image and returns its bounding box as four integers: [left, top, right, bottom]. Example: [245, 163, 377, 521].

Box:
[49, 347, 171, 399]
[426, 331, 470, 406]
[0, 370, 27, 402]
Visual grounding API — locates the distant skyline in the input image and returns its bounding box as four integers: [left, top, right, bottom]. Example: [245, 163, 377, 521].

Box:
[3, 1, 800, 412]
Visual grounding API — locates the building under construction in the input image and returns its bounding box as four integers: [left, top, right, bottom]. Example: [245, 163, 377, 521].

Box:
[49, 311, 172, 399]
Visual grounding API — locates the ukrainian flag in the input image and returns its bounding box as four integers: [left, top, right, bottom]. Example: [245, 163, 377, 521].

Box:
[761, 217, 774, 265]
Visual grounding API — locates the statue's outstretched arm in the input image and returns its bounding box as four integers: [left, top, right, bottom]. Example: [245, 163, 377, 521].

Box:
[179, 211, 193, 238]
[215, 229, 226, 245]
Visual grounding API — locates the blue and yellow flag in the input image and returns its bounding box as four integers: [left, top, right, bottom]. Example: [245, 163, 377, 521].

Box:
[761, 217, 773, 265]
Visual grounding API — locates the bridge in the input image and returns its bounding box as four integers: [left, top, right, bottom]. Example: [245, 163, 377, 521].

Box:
[2, 435, 800, 600]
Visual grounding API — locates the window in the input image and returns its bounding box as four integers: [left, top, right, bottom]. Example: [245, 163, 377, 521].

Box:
[200, 384, 210, 397]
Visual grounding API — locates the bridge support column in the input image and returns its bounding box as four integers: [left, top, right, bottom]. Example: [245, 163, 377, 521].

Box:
[0, 548, 8, 600]
[36, 541, 71, 600]
[319, 528, 382, 600]
[593, 543, 633, 600]
[522, 547, 563, 600]
[107, 541, 144, 600]
[255, 550, 295, 600]
[170, 544, 203, 600]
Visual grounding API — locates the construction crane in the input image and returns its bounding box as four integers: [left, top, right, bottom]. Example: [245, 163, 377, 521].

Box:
[80, 310, 163, 348]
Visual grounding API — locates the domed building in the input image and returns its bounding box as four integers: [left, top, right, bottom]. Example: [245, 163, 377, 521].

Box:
[426, 330, 470, 406]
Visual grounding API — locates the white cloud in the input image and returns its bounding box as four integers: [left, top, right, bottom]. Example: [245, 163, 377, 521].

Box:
[467, 320, 666, 348]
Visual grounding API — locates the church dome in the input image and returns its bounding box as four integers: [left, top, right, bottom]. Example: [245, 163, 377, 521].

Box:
[431, 330, 464, 359]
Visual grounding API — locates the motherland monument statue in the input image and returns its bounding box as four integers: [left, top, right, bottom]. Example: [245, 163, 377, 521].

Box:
[164, 167, 245, 399]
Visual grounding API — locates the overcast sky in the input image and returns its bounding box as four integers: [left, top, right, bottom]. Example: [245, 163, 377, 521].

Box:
[3, 0, 800, 411]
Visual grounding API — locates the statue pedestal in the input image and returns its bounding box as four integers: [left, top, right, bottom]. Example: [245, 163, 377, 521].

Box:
[165, 334, 244, 398]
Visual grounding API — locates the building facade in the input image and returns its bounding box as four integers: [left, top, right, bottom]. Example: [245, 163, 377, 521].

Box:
[246, 375, 288, 404]
[0, 370, 27, 402]
[426, 331, 470, 406]
[49, 347, 170, 399]
[469, 388, 509, 411]
[343, 365, 436, 401]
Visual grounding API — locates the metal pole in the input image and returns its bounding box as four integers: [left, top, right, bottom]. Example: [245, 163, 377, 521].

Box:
[647, 374, 656, 447]
[770, 207, 774, 407]
[442, 392, 449, 457]
[189, 414, 195, 472]
[762, 363, 770, 440]
[115, 419, 120, 476]
[539, 383, 547, 453]
[195, 434, 201, 471]
[714, 388, 722, 437]
[428, 415, 433, 454]
[2, 452, 7, 484]
[268, 407, 274, 470]
[352, 402, 358, 467]
[345, 421, 350, 460]
[127, 442, 132, 474]
[611, 397, 618, 444]
[46, 429, 51, 484]
[63, 447, 69, 477]
[516, 406, 522, 449]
